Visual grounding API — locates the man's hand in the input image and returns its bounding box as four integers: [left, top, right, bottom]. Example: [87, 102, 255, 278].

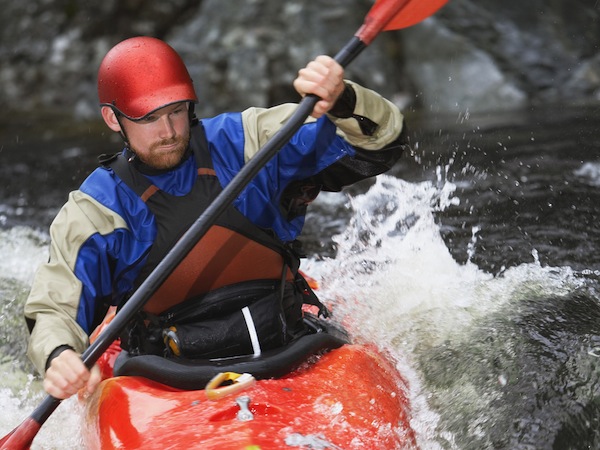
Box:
[43, 349, 102, 399]
[293, 55, 345, 118]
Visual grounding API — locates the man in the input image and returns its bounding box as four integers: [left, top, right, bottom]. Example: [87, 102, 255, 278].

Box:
[24, 36, 407, 399]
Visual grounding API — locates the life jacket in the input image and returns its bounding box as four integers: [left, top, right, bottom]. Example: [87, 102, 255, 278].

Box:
[102, 123, 326, 360]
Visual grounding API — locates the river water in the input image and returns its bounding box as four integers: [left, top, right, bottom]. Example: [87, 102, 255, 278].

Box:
[1, 105, 599, 449]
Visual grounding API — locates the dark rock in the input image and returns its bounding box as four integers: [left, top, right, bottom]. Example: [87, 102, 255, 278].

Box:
[1, 0, 599, 119]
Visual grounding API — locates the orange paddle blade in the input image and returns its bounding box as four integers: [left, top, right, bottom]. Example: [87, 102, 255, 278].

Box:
[383, 0, 449, 30]
[357, 0, 449, 44]
[0, 417, 41, 450]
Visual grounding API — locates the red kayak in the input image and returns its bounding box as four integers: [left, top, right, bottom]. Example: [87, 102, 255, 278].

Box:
[81, 309, 416, 449]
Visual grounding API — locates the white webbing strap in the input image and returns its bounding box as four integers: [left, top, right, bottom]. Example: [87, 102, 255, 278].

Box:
[241, 306, 261, 357]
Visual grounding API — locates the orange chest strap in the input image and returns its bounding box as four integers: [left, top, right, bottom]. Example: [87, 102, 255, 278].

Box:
[143, 225, 293, 315]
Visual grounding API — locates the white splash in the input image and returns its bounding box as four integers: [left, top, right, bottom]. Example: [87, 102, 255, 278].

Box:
[0, 227, 85, 449]
[574, 161, 600, 186]
[305, 174, 583, 449]
[0, 384, 84, 449]
[0, 227, 49, 284]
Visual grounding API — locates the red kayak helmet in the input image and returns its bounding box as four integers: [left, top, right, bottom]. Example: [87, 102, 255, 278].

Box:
[98, 36, 198, 120]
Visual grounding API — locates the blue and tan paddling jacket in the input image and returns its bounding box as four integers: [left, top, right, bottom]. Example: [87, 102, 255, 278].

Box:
[24, 81, 407, 371]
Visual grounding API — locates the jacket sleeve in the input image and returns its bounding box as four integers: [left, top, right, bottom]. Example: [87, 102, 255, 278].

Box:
[310, 80, 407, 190]
[241, 80, 405, 162]
[326, 80, 405, 151]
[24, 190, 129, 374]
[280, 81, 408, 219]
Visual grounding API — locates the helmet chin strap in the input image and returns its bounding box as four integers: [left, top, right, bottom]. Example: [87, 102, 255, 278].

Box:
[112, 110, 136, 161]
[189, 102, 198, 126]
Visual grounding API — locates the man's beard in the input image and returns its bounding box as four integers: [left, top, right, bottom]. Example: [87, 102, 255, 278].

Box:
[132, 134, 191, 170]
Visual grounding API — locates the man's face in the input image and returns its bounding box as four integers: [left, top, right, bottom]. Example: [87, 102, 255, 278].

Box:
[121, 102, 191, 170]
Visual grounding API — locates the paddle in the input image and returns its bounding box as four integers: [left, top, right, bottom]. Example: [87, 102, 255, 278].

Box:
[0, 0, 448, 448]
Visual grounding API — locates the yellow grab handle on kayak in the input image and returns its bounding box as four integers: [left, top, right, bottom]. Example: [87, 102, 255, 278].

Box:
[205, 372, 256, 400]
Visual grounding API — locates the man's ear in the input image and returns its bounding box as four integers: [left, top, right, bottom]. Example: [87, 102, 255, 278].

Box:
[101, 106, 122, 133]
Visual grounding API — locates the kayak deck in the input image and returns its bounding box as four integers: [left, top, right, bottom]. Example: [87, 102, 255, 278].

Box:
[82, 344, 415, 449]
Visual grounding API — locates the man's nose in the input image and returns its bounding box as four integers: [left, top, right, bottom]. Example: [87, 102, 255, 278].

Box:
[158, 116, 176, 139]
